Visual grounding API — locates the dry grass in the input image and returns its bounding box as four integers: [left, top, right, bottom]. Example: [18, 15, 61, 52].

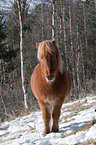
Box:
[60, 97, 96, 143]
[60, 98, 96, 124]
[60, 96, 96, 140]
[63, 101, 92, 113]
[60, 119, 96, 139]
[75, 139, 96, 145]
[0, 127, 36, 143]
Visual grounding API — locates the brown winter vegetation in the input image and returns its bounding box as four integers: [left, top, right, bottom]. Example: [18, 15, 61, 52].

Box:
[0, 0, 96, 122]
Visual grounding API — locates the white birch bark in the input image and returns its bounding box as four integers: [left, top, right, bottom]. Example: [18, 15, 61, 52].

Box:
[17, 0, 28, 111]
[51, 0, 55, 38]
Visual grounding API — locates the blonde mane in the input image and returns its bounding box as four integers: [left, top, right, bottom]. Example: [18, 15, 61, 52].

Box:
[37, 40, 64, 74]
[37, 40, 55, 60]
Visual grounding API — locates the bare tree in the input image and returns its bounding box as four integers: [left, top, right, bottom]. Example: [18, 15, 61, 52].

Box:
[17, 0, 28, 111]
[62, 1, 68, 70]
[83, 2, 88, 77]
[51, 0, 55, 38]
[79, 37, 86, 91]
[69, 1, 76, 95]
[41, 3, 44, 40]
[76, 24, 80, 92]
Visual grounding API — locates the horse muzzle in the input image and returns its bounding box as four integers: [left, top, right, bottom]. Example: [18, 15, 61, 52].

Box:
[45, 74, 55, 83]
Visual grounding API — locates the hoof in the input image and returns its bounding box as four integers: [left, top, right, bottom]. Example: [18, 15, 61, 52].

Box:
[52, 128, 59, 133]
[42, 130, 50, 136]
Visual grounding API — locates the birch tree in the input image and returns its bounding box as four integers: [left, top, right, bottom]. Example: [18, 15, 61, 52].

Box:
[17, 0, 28, 111]
[69, 1, 76, 95]
[51, 0, 55, 38]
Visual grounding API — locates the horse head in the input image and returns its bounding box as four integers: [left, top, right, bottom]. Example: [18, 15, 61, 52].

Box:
[36, 38, 63, 83]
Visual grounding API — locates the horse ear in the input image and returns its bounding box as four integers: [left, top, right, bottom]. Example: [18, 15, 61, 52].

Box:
[52, 38, 56, 45]
[36, 43, 40, 48]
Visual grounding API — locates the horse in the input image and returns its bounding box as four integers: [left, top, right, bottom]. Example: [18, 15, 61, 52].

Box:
[30, 38, 71, 135]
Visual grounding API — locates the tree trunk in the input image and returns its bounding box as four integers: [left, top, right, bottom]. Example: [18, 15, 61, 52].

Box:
[17, 0, 28, 112]
[41, 3, 44, 40]
[62, 3, 68, 70]
[83, 3, 88, 79]
[79, 37, 86, 92]
[69, 2, 76, 96]
[51, 0, 55, 38]
[0, 59, 7, 121]
[76, 24, 80, 93]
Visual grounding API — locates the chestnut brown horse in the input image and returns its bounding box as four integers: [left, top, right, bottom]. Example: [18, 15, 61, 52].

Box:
[30, 38, 71, 135]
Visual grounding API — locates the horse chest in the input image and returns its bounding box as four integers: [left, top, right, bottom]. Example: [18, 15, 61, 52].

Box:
[47, 99, 56, 113]
[37, 77, 64, 99]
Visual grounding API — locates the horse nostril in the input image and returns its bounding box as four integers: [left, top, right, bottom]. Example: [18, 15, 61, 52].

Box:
[52, 74, 55, 78]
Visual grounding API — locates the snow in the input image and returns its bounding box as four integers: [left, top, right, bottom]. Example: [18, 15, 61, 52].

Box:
[0, 0, 41, 12]
[0, 95, 96, 145]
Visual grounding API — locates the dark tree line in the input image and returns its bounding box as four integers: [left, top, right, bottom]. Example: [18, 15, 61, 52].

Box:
[0, 0, 96, 122]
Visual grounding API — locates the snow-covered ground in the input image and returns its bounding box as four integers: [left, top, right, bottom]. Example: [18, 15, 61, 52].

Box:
[0, 95, 96, 145]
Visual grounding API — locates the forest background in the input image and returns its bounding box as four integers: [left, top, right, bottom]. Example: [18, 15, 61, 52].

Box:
[0, 0, 96, 122]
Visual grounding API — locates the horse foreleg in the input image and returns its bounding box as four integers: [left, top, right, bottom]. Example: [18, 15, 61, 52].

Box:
[52, 103, 62, 132]
[38, 100, 51, 135]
